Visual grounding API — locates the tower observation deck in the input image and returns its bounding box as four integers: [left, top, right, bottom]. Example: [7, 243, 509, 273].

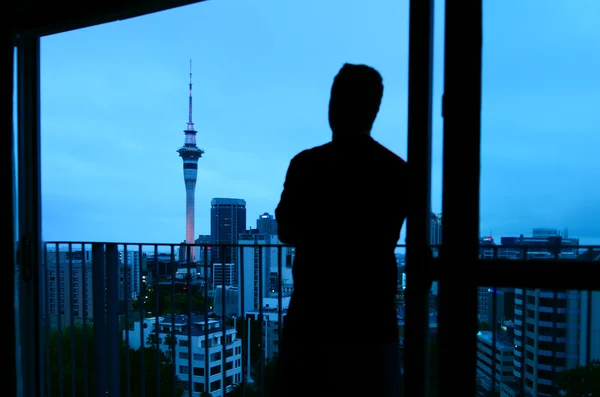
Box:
[177, 60, 204, 261]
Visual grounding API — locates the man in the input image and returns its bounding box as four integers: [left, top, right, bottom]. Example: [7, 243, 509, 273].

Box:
[273, 63, 408, 397]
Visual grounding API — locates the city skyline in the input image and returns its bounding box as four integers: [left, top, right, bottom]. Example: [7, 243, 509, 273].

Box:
[39, 0, 600, 244]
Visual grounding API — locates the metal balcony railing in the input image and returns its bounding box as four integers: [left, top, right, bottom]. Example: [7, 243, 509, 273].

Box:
[40, 242, 600, 397]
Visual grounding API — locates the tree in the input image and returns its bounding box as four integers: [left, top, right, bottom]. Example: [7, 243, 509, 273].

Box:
[125, 343, 183, 397]
[147, 333, 158, 349]
[228, 317, 263, 365]
[555, 360, 600, 397]
[164, 333, 176, 358]
[133, 283, 212, 316]
[227, 316, 275, 397]
[163, 292, 208, 315]
[478, 321, 491, 331]
[230, 359, 278, 397]
[47, 325, 183, 397]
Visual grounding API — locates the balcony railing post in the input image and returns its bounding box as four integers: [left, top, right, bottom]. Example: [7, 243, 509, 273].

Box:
[169, 245, 177, 397]
[55, 243, 64, 397]
[239, 245, 247, 397]
[137, 244, 146, 397]
[82, 243, 90, 397]
[124, 244, 131, 397]
[221, 245, 227, 395]
[43, 244, 51, 397]
[106, 243, 120, 397]
[585, 289, 592, 397]
[68, 243, 76, 397]
[258, 246, 265, 397]
[552, 289, 558, 389]
[92, 243, 107, 396]
[186, 245, 193, 396]
[155, 245, 162, 397]
[277, 246, 283, 345]
[203, 246, 210, 395]
[491, 287, 497, 393]
[520, 286, 526, 396]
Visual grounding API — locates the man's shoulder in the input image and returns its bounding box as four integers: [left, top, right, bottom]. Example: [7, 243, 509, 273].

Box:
[371, 140, 407, 168]
[290, 139, 406, 170]
[290, 142, 332, 163]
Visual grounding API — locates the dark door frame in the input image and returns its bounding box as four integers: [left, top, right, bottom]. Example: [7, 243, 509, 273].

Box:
[11, 2, 598, 397]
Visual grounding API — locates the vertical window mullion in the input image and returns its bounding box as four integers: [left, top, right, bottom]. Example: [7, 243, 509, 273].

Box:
[404, 0, 435, 396]
[439, 1, 483, 397]
[7, 32, 18, 397]
[16, 33, 43, 397]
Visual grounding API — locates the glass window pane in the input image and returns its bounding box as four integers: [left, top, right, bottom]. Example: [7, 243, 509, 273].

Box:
[40, 1, 422, 395]
[480, 2, 600, 396]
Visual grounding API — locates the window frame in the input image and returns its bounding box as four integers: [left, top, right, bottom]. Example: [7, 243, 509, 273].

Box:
[436, 2, 598, 397]
[11, 1, 599, 397]
[11, 2, 209, 397]
[15, 34, 43, 397]
[6, 31, 18, 397]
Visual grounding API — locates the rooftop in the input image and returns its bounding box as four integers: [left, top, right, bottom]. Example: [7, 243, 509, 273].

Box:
[155, 315, 235, 337]
[477, 330, 513, 351]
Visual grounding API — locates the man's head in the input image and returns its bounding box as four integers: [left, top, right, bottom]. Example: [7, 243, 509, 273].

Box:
[328, 63, 384, 139]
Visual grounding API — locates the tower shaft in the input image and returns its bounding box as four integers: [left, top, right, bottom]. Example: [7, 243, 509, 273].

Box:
[185, 180, 196, 246]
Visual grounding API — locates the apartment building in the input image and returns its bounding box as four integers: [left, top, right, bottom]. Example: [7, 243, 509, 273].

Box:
[126, 315, 243, 397]
[476, 329, 515, 394]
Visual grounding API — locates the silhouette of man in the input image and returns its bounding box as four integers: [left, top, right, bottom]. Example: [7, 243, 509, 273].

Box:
[273, 63, 407, 397]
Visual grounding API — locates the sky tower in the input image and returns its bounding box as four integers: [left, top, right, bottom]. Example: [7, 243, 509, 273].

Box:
[177, 60, 204, 261]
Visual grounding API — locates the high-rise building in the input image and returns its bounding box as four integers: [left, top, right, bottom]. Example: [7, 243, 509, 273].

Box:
[477, 236, 497, 321]
[476, 328, 515, 394]
[479, 236, 495, 259]
[119, 249, 143, 297]
[210, 198, 246, 264]
[46, 260, 94, 327]
[212, 263, 236, 287]
[178, 240, 193, 263]
[45, 250, 134, 328]
[514, 287, 600, 396]
[126, 316, 243, 396]
[246, 306, 289, 361]
[499, 228, 579, 259]
[177, 60, 204, 262]
[478, 287, 514, 325]
[195, 234, 212, 265]
[506, 231, 599, 397]
[213, 285, 239, 317]
[256, 212, 278, 235]
[146, 252, 176, 277]
[430, 212, 442, 295]
[238, 233, 292, 314]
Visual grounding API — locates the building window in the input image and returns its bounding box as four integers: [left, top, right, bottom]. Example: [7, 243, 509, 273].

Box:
[210, 380, 221, 392]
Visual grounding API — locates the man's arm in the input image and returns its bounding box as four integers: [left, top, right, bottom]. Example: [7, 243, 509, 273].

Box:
[275, 155, 304, 245]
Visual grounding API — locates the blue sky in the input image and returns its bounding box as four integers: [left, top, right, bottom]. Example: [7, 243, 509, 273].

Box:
[39, 0, 600, 245]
